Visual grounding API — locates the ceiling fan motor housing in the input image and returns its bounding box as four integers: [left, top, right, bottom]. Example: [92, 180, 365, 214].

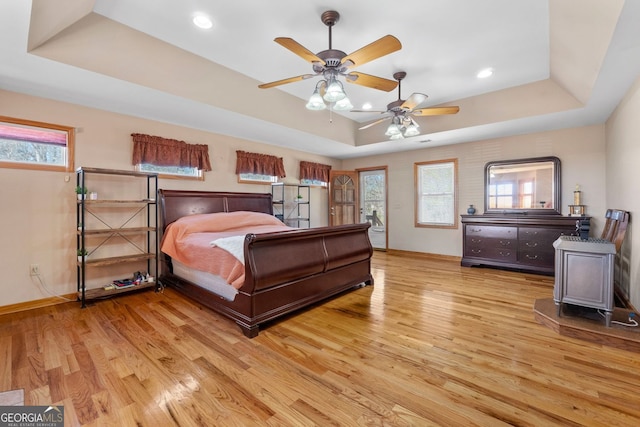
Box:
[315, 49, 348, 73]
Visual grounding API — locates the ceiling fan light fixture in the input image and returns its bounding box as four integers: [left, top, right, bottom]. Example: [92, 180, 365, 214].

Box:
[403, 123, 420, 137]
[385, 123, 401, 136]
[389, 132, 404, 140]
[306, 87, 327, 110]
[323, 78, 347, 102]
[333, 96, 353, 111]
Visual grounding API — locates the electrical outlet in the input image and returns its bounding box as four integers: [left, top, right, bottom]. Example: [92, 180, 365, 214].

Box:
[30, 264, 39, 276]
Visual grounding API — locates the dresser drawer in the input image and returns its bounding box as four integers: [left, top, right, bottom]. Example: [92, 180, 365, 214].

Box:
[519, 227, 567, 247]
[465, 225, 517, 240]
[466, 245, 517, 262]
[518, 249, 554, 268]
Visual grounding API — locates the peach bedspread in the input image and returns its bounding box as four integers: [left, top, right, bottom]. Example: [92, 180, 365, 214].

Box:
[161, 211, 292, 288]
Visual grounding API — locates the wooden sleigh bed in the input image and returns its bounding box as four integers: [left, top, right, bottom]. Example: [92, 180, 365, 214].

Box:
[158, 189, 374, 337]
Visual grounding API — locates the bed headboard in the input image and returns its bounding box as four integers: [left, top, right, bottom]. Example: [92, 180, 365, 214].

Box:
[158, 189, 273, 230]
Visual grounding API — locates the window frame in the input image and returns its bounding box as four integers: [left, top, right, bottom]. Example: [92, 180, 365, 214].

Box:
[0, 115, 75, 172]
[300, 178, 328, 188]
[414, 158, 458, 229]
[237, 173, 279, 184]
[488, 181, 515, 209]
[136, 164, 204, 181]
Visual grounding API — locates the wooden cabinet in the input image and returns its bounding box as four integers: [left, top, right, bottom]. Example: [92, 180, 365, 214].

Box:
[76, 167, 159, 306]
[461, 215, 590, 275]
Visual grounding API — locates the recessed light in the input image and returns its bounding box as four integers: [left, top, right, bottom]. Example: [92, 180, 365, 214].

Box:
[193, 13, 213, 29]
[477, 68, 493, 79]
[361, 102, 372, 110]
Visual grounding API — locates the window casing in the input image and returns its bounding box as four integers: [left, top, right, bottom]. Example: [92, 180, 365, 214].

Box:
[137, 164, 202, 180]
[300, 178, 327, 187]
[0, 116, 74, 172]
[238, 173, 278, 184]
[415, 159, 458, 228]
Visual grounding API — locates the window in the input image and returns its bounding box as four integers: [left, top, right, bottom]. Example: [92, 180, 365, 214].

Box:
[0, 116, 75, 172]
[238, 173, 278, 184]
[138, 164, 201, 179]
[489, 181, 514, 208]
[299, 161, 331, 187]
[236, 150, 285, 184]
[415, 159, 458, 228]
[131, 133, 211, 180]
[519, 180, 534, 208]
[300, 178, 327, 187]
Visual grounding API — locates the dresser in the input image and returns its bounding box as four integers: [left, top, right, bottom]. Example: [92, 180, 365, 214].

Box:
[461, 215, 590, 275]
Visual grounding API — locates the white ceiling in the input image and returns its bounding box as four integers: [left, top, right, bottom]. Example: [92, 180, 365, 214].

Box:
[1, 0, 640, 159]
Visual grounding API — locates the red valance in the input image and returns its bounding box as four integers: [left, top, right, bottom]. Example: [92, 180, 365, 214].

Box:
[299, 161, 331, 182]
[131, 133, 212, 171]
[235, 150, 286, 178]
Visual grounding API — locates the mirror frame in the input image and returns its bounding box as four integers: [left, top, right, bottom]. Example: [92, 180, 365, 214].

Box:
[484, 156, 561, 215]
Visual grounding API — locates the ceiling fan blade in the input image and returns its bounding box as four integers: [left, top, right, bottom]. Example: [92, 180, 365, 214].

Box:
[258, 74, 316, 89]
[401, 93, 428, 111]
[346, 72, 398, 92]
[359, 117, 390, 130]
[341, 35, 401, 68]
[274, 37, 324, 64]
[412, 106, 460, 116]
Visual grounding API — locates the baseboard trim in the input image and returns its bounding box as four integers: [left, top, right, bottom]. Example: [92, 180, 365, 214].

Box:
[0, 293, 76, 316]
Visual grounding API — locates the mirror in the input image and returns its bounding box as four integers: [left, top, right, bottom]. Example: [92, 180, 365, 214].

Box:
[484, 156, 561, 215]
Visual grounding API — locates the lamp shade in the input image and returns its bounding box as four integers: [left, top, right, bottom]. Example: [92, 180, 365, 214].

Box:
[385, 123, 401, 136]
[333, 96, 353, 111]
[323, 79, 346, 102]
[403, 123, 420, 137]
[306, 90, 327, 110]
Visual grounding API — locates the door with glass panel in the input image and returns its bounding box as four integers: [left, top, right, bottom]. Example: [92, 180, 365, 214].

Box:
[359, 169, 387, 250]
[329, 171, 358, 226]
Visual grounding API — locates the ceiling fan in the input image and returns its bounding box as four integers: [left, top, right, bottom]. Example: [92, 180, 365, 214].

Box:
[355, 71, 460, 139]
[258, 10, 401, 111]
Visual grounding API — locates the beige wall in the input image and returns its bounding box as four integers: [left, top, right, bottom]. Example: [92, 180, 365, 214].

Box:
[343, 126, 607, 257]
[0, 89, 338, 307]
[606, 74, 640, 308]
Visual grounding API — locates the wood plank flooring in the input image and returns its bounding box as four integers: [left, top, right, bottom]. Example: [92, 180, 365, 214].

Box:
[1, 251, 639, 426]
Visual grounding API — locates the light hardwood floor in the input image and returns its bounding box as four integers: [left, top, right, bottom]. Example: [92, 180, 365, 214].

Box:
[1, 251, 639, 426]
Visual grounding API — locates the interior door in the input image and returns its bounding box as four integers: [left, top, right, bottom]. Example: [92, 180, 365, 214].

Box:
[329, 170, 358, 226]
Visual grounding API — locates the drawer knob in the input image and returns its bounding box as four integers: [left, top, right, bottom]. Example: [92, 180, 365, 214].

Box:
[499, 251, 511, 257]
[526, 242, 538, 247]
[499, 240, 511, 246]
[525, 254, 539, 260]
